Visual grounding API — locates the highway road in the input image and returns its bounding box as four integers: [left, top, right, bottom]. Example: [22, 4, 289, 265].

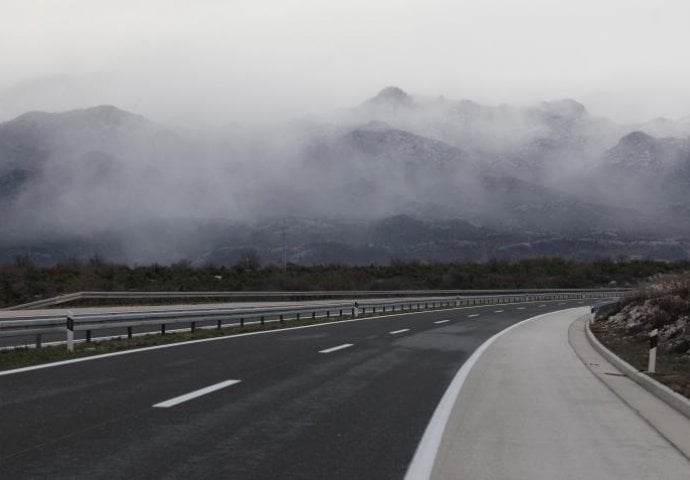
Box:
[0, 295, 513, 349]
[0, 299, 594, 479]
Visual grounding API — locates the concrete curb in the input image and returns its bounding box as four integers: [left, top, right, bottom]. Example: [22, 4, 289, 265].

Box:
[585, 319, 690, 419]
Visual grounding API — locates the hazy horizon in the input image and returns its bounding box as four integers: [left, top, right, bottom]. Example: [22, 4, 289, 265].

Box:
[2, 1, 690, 128]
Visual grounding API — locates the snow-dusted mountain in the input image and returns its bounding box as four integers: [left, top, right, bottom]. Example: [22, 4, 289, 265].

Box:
[1, 87, 689, 265]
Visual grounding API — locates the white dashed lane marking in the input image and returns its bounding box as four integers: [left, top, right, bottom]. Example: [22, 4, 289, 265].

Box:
[153, 379, 241, 408]
[319, 344, 354, 354]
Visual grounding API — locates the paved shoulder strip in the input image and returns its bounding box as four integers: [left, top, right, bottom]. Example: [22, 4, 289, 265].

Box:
[153, 379, 241, 408]
[404, 309, 579, 480]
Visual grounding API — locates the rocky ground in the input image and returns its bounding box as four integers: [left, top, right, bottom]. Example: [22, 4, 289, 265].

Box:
[593, 274, 690, 397]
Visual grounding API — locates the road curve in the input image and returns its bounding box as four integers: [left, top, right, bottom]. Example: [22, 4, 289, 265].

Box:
[430, 308, 690, 479]
[0, 300, 591, 479]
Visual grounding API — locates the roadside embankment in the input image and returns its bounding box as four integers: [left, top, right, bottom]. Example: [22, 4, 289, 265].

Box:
[590, 274, 690, 399]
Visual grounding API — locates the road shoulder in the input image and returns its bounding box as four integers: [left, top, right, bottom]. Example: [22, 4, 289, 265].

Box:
[429, 309, 690, 480]
[569, 316, 690, 458]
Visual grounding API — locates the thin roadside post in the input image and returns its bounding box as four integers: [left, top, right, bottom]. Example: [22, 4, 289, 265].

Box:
[648, 329, 658, 373]
[66, 311, 75, 352]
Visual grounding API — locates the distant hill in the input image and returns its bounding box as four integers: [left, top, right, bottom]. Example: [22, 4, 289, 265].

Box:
[1, 89, 689, 265]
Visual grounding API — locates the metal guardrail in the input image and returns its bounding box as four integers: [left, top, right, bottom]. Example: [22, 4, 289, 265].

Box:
[0, 291, 624, 350]
[590, 300, 620, 320]
[5, 288, 631, 310]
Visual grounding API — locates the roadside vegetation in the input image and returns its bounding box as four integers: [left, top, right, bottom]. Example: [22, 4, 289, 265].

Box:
[2, 256, 688, 308]
[592, 274, 690, 398]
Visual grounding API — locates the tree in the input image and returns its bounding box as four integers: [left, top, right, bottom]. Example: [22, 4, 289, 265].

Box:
[235, 249, 261, 271]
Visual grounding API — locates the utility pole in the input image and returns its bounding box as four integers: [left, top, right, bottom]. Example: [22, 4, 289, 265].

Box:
[281, 226, 287, 274]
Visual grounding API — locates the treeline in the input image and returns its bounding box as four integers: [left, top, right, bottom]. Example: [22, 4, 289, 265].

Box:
[1, 256, 689, 308]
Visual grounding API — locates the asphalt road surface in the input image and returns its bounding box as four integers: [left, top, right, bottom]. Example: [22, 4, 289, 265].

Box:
[0, 299, 594, 479]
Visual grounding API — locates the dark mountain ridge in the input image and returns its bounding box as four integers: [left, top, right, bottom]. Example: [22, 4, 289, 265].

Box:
[1, 90, 689, 265]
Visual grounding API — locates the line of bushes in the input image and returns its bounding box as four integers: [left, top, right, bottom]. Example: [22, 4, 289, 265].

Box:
[1, 256, 688, 309]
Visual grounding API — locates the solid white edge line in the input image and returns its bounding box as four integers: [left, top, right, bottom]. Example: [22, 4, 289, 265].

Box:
[433, 320, 450, 324]
[318, 343, 354, 354]
[389, 328, 411, 335]
[0, 299, 600, 377]
[494, 310, 504, 313]
[468, 314, 480, 318]
[403, 307, 586, 480]
[153, 379, 241, 408]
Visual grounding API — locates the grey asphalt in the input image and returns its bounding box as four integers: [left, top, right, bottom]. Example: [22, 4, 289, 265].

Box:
[431, 308, 690, 480]
[0, 300, 591, 479]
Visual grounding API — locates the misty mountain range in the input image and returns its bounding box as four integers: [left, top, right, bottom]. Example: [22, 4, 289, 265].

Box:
[2, 86, 690, 265]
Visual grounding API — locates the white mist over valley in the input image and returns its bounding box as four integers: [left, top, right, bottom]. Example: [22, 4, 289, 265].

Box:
[2, 86, 690, 264]
[2, 1, 690, 264]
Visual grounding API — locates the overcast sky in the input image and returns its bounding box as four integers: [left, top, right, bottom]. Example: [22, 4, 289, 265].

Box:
[1, 0, 689, 126]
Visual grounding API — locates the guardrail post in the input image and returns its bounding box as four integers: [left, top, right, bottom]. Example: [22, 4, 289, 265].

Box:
[326, 311, 330, 318]
[86, 330, 92, 343]
[280, 314, 284, 324]
[312, 312, 316, 319]
[383, 306, 386, 313]
[297, 313, 301, 321]
[339, 309, 343, 317]
[66, 312, 75, 352]
[240, 317, 245, 326]
[127, 326, 133, 339]
[261, 316, 265, 325]
[35, 334, 42, 349]
[352, 308, 356, 316]
[191, 322, 196, 333]
[217, 319, 222, 330]
[161, 324, 166, 335]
